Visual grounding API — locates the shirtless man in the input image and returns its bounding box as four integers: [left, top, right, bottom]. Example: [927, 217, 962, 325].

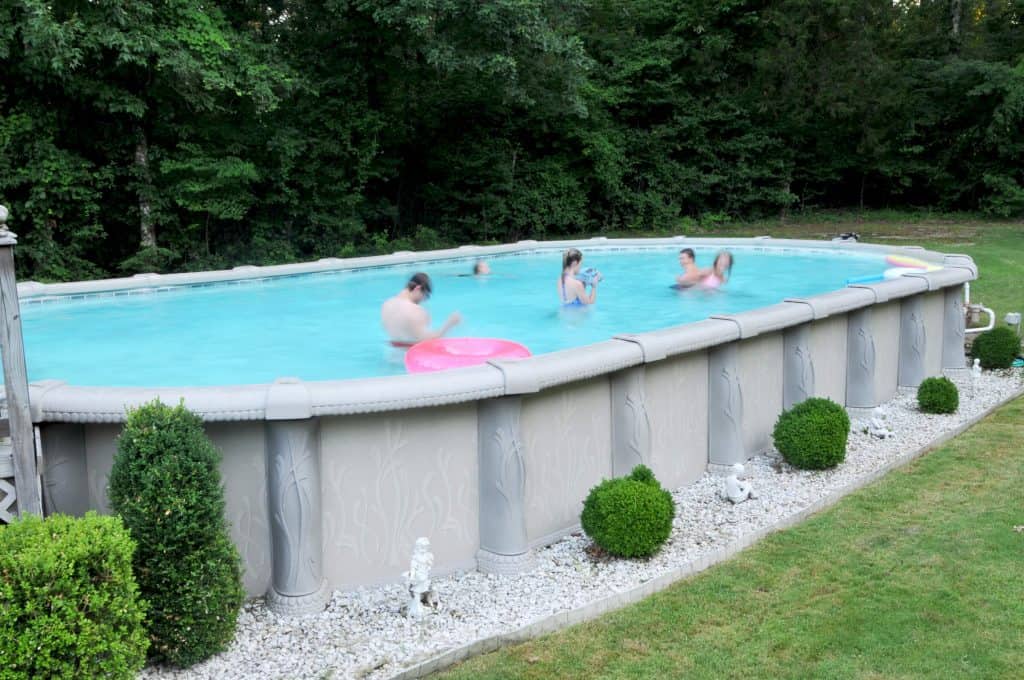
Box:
[675, 248, 705, 288]
[380, 272, 461, 347]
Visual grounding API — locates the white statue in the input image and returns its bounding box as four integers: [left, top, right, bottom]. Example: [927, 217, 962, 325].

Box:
[972, 357, 982, 381]
[403, 537, 435, 619]
[867, 405, 893, 439]
[724, 463, 755, 504]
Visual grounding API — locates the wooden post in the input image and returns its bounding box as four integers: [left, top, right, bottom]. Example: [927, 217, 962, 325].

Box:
[0, 205, 42, 516]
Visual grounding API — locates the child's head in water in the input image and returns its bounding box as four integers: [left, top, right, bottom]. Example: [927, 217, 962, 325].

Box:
[562, 248, 583, 273]
[473, 260, 491, 276]
[713, 251, 734, 276]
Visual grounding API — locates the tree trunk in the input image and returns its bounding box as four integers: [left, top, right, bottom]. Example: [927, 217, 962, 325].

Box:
[950, 0, 962, 46]
[134, 128, 156, 248]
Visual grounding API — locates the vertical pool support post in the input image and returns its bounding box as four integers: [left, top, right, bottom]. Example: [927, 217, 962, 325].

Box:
[942, 284, 968, 376]
[477, 396, 534, 574]
[898, 295, 927, 389]
[610, 366, 652, 477]
[708, 342, 745, 472]
[846, 307, 878, 414]
[264, 377, 328, 615]
[0, 205, 42, 517]
[782, 324, 815, 410]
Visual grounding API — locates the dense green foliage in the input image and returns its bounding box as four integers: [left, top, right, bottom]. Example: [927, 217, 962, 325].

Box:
[971, 326, 1022, 369]
[108, 400, 244, 667]
[917, 376, 960, 414]
[2, 1, 1023, 281]
[581, 465, 675, 558]
[773, 397, 850, 470]
[0, 512, 149, 679]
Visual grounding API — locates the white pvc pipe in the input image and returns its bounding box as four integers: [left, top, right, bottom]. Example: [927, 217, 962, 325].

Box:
[965, 305, 995, 334]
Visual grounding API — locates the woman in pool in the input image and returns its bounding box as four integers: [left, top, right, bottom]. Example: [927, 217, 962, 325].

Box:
[558, 248, 599, 306]
[700, 250, 734, 289]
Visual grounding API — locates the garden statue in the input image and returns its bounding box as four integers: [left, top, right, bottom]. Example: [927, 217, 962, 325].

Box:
[403, 537, 435, 619]
[972, 357, 982, 381]
[724, 463, 755, 504]
[867, 405, 893, 439]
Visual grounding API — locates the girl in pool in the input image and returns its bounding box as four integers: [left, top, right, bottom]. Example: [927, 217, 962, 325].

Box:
[700, 251, 734, 289]
[558, 248, 599, 306]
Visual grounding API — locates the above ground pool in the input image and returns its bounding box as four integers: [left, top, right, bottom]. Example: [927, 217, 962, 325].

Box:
[21, 244, 892, 387]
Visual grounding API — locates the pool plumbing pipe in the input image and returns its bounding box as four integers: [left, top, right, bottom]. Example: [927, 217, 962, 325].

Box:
[962, 281, 995, 334]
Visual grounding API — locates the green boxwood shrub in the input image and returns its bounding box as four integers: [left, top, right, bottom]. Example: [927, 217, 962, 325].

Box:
[108, 399, 244, 668]
[971, 326, 1021, 369]
[772, 397, 850, 470]
[580, 465, 675, 558]
[0, 512, 149, 679]
[917, 376, 959, 414]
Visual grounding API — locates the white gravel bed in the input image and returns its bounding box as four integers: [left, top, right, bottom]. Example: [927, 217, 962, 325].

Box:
[140, 370, 1022, 680]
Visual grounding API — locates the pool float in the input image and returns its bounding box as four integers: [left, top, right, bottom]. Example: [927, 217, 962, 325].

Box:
[405, 337, 531, 373]
[846, 273, 885, 285]
[883, 266, 932, 280]
[885, 254, 941, 271]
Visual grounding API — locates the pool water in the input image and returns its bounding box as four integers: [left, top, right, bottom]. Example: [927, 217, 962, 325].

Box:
[21, 247, 886, 386]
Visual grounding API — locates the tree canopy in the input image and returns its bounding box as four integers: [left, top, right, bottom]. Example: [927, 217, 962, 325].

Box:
[2, 0, 1022, 280]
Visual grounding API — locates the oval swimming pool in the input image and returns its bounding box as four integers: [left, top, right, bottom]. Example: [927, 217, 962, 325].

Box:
[22, 245, 888, 387]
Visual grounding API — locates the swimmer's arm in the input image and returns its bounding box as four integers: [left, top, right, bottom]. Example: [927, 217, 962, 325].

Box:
[583, 279, 598, 304]
[418, 310, 462, 339]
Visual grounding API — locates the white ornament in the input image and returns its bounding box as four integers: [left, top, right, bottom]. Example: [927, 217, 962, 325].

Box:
[724, 464, 755, 504]
[867, 405, 893, 439]
[972, 357, 982, 381]
[402, 537, 435, 619]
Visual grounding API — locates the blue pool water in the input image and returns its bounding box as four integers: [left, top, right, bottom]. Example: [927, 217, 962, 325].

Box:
[21, 247, 887, 386]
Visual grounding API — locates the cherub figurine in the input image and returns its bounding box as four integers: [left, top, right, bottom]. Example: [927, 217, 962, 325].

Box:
[403, 537, 434, 619]
[724, 463, 755, 504]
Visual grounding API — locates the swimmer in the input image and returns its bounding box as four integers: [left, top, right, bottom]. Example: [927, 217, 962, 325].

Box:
[380, 272, 461, 348]
[674, 248, 705, 288]
[558, 248, 599, 306]
[700, 251, 733, 289]
[473, 260, 491, 276]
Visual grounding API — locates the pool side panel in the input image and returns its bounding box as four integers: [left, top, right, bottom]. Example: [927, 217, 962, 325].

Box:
[808, 315, 848, 404]
[645, 352, 709, 491]
[206, 422, 272, 597]
[737, 333, 785, 456]
[923, 292, 946, 378]
[873, 302, 902, 402]
[83, 424, 118, 515]
[521, 379, 612, 545]
[318, 405, 480, 591]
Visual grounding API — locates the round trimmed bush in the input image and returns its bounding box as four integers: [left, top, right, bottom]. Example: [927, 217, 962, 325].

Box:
[0, 512, 149, 679]
[580, 465, 675, 558]
[971, 326, 1021, 369]
[772, 397, 850, 470]
[108, 399, 244, 668]
[917, 376, 959, 414]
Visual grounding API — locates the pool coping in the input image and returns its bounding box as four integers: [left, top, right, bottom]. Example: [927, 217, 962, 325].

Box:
[382, 382, 1024, 680]
[15, 237, 977, 424]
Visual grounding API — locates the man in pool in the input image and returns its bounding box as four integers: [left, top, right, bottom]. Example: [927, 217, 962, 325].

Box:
[675, 248, 705, 288]
[381, 272, 462, 348]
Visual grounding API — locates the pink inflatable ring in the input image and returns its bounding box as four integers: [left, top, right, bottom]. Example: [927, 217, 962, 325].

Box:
[405, 337, 532, 373]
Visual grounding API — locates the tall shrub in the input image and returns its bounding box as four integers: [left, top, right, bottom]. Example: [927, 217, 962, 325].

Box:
[108, 399, 244, 667]
[0, 513, 148, 679]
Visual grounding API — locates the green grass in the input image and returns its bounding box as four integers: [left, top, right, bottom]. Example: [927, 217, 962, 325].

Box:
[438, 396, 1024, 679]
[603, 210, 1024, 325]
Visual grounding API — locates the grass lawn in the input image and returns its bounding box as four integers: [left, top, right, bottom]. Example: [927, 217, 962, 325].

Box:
[438, 395, 1024, 679]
